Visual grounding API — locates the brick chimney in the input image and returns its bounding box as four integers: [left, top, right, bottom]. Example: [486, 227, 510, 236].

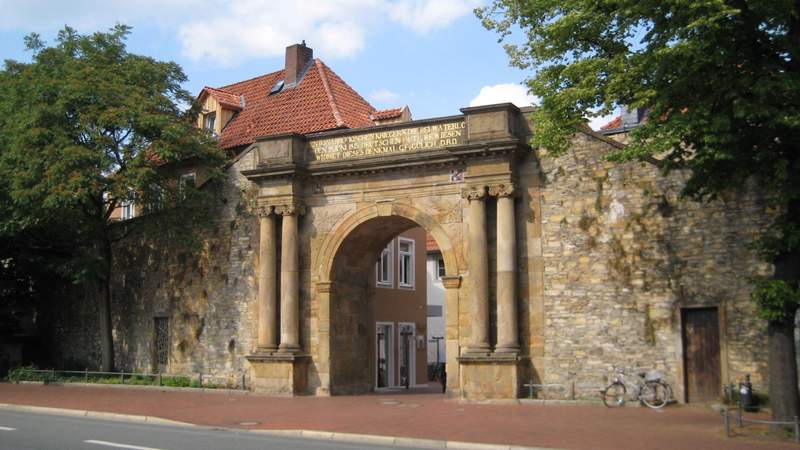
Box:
[285, 41, 313, 87]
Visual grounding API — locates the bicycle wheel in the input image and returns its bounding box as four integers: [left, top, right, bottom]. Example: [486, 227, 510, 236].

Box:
[641, 381, 669, 409]
[602, 382, 626, 408]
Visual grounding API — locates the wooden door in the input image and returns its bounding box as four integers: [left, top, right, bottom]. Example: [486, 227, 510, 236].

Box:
[682, 307, 721, 402]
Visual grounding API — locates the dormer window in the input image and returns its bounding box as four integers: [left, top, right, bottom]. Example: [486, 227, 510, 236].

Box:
[203, 112, 216, 132]
[180, 172, 197, 192]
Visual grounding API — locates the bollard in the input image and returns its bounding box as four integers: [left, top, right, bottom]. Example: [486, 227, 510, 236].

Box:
[120, 372, 125, 384]
[737, 400, 743, 427]
[795, 416, 799, 443]
[242, 374, 246, 391]
[723, 409, 731, 438]
[199, 371, 203, 388]
[84, 368, 88, 383]
[158, 372, 162, 387]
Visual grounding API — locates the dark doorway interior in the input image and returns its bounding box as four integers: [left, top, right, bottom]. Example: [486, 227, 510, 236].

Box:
[682, 307, 721, 402]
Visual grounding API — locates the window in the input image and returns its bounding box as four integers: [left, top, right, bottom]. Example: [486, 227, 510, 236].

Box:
[437, 257, 445, 279]
[203, 112, 216, 132]
[398, 237, 414, 289]
[179, 172, 197, 197]
[120, 190, 136, 220]
[376, 240, 393, 287]
[145, 184, 163, 213]
[427, 305, 443, 317]
[153, 317, 169, 371]
[269, 79, 285, 95]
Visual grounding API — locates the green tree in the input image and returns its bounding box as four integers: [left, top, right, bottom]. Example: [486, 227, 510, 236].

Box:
[477, 0, 800, 419]
[0, 25, 223, 371]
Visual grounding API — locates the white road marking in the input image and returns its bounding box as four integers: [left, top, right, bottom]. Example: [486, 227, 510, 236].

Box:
[0, 426, 16, 431]
[84, 440, 166, 450]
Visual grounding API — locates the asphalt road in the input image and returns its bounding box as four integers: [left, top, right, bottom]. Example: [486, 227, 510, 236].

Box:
[0, 410, 422, 450]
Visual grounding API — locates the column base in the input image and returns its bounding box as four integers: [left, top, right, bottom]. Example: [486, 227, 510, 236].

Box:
[255, 345, 278, 354]
[462, 344, 492, 357]
[457, 354, 520, 400]
[277, 343, 301, 354]
[246, 354, 310, 396]
[493, 345, 520, 356]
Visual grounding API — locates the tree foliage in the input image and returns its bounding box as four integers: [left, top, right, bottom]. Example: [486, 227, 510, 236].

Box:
[477, 0, 800, 418]
[476, 0, 799, 203]
[0, 25, 224, 370]
[752, 278, 800, 322]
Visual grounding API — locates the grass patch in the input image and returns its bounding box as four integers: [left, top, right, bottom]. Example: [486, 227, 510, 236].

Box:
[5, 365, 225, 390]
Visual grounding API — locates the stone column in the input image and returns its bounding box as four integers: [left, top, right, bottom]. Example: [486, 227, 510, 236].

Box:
[277, 203, 303, 354]
[257, 206, 277, 352]
[462, 187, 490, 354]
[491, 184, 519, 354]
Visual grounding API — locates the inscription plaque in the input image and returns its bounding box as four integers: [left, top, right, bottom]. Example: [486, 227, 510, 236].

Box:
[308, 120, 465, 162]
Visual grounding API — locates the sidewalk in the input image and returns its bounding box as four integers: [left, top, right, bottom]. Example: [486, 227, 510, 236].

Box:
[0, 382, 792, 450]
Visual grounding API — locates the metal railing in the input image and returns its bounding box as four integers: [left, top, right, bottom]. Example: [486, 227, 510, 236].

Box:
[10, 368, 250, 391]
[522, 380, 607, 400]
[721, 402, 800, 443]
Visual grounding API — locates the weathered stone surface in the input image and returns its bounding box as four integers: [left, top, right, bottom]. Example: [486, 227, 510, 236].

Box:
[527, 132, 770, 400]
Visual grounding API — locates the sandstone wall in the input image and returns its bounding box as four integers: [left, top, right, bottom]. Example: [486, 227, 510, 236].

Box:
[43, 120, 773, 401]
[528, 131, 771, 399]
[97, 154, 260, 382]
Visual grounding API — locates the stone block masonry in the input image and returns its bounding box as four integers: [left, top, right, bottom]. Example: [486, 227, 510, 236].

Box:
[531, 132, 771, 400]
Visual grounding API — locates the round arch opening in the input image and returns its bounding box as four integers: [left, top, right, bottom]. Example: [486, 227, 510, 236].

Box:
[326, 213, 453, 395]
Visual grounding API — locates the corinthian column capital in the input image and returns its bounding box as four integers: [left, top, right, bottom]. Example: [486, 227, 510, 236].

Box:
[488, 183, 516, 198]
[275, 203, 306, 216]
[461, 186, 487, 202]
[256, 205, 274, 218]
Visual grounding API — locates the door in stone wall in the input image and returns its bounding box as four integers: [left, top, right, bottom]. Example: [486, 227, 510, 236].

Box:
[682, 307, 721, 402]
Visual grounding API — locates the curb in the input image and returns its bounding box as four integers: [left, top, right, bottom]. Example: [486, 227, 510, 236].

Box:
[0, 402, 561, 450]
[253, 429, 560, 449]
[0, 403, 193, 427]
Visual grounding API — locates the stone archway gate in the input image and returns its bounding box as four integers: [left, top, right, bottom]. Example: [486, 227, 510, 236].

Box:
[239, 104, 533, 399]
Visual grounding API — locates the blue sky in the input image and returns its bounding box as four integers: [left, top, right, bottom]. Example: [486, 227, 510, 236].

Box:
[0, 0, 614, 127]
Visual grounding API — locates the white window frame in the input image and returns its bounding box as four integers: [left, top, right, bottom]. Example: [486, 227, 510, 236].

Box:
[203, 111, 216, 132]
[179, 172, 197, 196]
[376, 240, 393, 288]
[120, 190, 136, 220]
[398, 237, 414, 289]
[146, 183, 164, 212]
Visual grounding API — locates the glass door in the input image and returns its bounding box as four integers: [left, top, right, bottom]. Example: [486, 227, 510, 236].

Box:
[398, 323, 415, 389]
[376, 322, 394, 389]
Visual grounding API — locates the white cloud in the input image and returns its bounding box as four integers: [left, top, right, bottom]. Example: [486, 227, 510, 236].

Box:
[177, 0, 377, 66]
[369, 88, 401, 104]
[387, 0, 482, 34]
[0, 0, 481, 67]
[469, 83, 538, 108]
[0, 0, 204, 32]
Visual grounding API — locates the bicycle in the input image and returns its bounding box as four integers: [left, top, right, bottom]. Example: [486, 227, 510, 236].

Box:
[602, 366, 671, 409]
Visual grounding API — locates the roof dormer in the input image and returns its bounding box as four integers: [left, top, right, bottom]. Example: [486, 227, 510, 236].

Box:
[197, 86, 244, 136]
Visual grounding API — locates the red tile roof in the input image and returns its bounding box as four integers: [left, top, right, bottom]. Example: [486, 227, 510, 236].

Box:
[600, 116, 622, 130]
[201, 86, 242, 110]
[211, 59, 376, 150]
[371, 107, 403, 121]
